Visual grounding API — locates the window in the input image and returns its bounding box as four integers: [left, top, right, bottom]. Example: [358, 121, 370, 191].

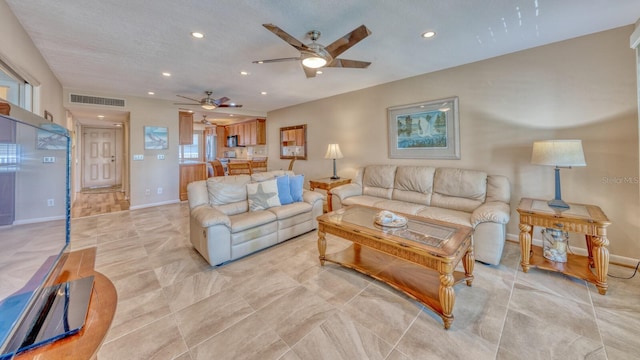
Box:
[179, 131, 202, 160]
[0, 59, 33, 112]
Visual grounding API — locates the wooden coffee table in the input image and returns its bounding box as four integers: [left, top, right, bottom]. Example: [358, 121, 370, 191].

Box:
[317, 205, 474, 329]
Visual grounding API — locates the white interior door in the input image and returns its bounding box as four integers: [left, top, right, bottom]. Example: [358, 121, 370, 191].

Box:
[82, 127, 121, 188]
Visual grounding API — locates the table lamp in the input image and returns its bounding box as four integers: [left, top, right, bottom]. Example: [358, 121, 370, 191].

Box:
[531, 139, 586, 209]
[324, 144, 343, 180]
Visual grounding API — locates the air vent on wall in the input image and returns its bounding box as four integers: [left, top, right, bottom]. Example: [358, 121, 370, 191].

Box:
[69, 94, 125, 107]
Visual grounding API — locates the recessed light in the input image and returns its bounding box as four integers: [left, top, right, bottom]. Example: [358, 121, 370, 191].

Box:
[97, 115, 105, 118]
[422, 31, 436, 38]
[316, 70, 323, 75]
[260, 91, 267, 95]
[240, 71, 249, 76]
[162, 72, 171, 77]
[230, 114, 234, 117]
[148, 91, 155, 95]
[191, 32, 204, 39]
[114, 123, 122, 127]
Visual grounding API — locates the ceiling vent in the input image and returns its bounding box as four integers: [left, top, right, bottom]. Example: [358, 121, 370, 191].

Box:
[69, 93, 125, 107]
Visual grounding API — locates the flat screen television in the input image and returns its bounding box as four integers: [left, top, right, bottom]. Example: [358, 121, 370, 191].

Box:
[0, 107, 92, 359]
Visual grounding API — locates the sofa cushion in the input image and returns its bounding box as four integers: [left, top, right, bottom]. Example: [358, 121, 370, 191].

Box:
[416, 206, 472, 227]
[371, 199, 427, 215]
[207, 175, 251, 204]
[431, 168, 487, 212]
[247, 179, 281, 211]
[229, 210, 277, 233]
[341, 195, 388, 208]
[276, 175, 294, 205]
[268, 201, 312, 220]
[289, 174, 304, 202]
[392, 166, 436, 206]
[362, 165, 397, 199]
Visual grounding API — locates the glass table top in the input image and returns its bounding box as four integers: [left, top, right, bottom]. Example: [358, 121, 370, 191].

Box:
[327, 206, 457, 248]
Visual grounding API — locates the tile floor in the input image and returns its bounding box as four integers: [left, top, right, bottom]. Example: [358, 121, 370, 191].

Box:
[68, 203, 640, 360]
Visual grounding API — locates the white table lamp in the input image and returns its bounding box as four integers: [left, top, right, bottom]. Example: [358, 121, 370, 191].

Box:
[531, 140, 586, 209]
[324, 144, 343, 179]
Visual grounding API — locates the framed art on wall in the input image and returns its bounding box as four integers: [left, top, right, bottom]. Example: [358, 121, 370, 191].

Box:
[144, 126, 168, 150]
[387, 96, 460, 159]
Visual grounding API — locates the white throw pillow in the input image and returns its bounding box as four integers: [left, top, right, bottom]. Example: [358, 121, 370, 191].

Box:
[247, 178, 281, 211]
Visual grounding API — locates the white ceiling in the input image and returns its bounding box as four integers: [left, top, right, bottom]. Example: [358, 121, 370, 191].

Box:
[6, 0, 640, 126]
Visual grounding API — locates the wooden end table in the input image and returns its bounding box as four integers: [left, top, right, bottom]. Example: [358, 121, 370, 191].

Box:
[309, 177, 351, 212]
[517, 198, 611, 295]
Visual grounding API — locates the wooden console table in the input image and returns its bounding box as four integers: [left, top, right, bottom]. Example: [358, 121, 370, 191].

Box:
[309, 177, 351, 212]
[16, 247, 117, 360]
[517, 198, 611, 295]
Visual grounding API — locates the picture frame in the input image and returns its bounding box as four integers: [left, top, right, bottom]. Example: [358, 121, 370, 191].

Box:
[144, 126, 168, 150]
[37, 123, 68, 150]
[387, 96, 460, 159]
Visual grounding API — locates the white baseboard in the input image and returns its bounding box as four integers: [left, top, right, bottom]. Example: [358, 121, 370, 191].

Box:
[13, 215, 66, 225]
[129, 199, 180, 210]
[506, 233, 639, 268]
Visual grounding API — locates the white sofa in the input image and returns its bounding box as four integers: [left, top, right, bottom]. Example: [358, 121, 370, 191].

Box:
[331, 165, 511, 265]
[187, 170, 324, 266]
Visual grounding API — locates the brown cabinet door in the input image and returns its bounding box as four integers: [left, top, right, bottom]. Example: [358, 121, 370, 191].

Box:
[256, 119, 266, 145]
[179, 111, 193, 145]
[179, 163, 206, 201]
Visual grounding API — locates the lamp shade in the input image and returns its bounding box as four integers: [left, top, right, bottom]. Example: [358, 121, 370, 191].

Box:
[324, 144, 343, 159]
[531, 140, 586, 167]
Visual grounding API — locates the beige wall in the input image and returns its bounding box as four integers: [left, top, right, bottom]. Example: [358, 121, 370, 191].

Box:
[268, 25, 640, 261]
[0, 0, 64, 122]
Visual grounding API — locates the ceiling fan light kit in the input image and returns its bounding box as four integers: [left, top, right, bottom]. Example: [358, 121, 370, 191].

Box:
[174, 90, 242, 110]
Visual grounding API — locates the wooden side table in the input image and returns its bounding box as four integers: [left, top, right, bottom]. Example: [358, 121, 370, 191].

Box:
[309, 177, 351, 212]
[517, 198, 611, 295]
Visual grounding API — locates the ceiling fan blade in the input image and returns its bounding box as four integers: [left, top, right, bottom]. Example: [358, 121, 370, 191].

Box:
[218, 104, 243, 108]
[262, 24, 310, 52]
[325, 25, 371, 59]
[326, 58, 371, 68]
[176, 94, 201, 102]
[303, 66, 317, 78]
[214, 97, 230, 106]
[253, 57, 301, 64]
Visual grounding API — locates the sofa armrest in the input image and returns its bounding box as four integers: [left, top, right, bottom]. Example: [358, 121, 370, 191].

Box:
[471, 201, 510, 227]
[303, 189, 323, 205]
[190, 205, 231, 228]
[332, 183, 362, 201]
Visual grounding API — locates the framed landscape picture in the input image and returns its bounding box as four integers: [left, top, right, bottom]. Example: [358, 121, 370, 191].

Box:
[144, 126, 168, 150]
[387, 96, 460, 159]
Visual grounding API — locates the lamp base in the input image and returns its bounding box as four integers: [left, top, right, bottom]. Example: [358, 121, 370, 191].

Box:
[547, 198, 570, 209]
[330, 176, 340, 180]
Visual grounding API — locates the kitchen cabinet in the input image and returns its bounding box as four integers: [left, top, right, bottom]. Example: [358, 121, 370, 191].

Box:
[223, 118, 266, 146]
[179, 111, 193, 145]
[179, 162, 206, 201]
[216, 126, 226, 156]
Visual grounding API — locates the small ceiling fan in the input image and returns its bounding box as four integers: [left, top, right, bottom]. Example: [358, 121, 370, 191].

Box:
[174, 91, 242, 110]
[253, 24, 372, 78]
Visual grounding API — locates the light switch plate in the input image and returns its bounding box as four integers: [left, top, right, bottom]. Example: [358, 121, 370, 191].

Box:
[43, 157, 55, 163]
[157, 154, 165, 160]
[133, 154, 144, 161]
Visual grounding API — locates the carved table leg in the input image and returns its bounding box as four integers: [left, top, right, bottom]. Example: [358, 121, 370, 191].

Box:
[439, 272, 455, 329]
[519, 223, 532, 272]
[317, 229, 326, 266]
[463, 244, 474, 286]
[585, 235, 595, 268]
[592, 227, 609, 295]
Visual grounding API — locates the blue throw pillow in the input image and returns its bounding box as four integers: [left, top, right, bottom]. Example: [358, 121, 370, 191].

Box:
[276, 175, 293, 205]
[289, 174, 304, 202]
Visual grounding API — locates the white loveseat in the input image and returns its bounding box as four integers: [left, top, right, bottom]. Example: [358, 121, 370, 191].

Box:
[187, 170, 323, 266]
[331, 165, 511, 265]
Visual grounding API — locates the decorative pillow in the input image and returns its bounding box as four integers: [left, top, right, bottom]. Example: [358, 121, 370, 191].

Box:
[276, 176, 293, 205]
[289, 174, 304, 202]
[247, 178, 281, 211]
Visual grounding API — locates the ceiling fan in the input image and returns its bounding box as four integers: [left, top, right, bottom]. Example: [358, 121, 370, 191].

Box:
[253, 24, 372, 78]
[175, 91, 242, 110]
